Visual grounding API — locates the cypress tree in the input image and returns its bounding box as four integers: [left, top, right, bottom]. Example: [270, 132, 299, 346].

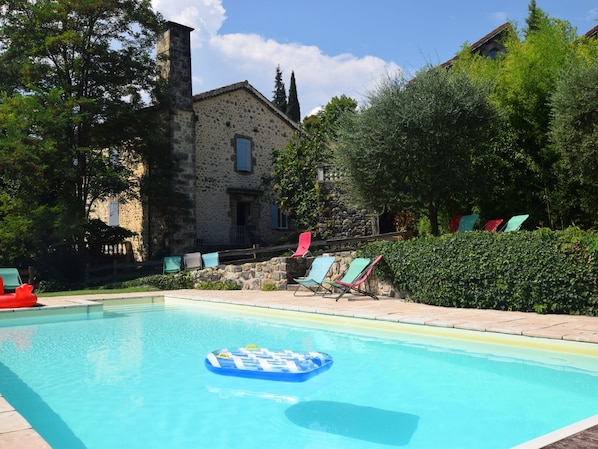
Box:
[272, 65, 287, 113]
[286, 71, 301, 122]
[524, 0, 545, 37]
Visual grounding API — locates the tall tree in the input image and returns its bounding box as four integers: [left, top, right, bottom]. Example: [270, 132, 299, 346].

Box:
[550, 46, 598, 227]
[0, 0, 164, 277]
[286, 71, 301, 122]
[492, 10, 576, 227]
[272, 65, 287, 113]
[336, 69, 497, 235]
[524, 0, 545, 38]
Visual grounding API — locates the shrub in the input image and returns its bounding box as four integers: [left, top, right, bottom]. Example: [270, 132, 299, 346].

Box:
[261, 282, 278, 291]
[122, 272, 194, 290]
[362, 228, 598, 316]
[195, 280, 241, 290]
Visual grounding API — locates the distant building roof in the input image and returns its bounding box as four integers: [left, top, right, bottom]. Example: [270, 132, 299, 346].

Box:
[582, 25, 598, 39]
[441, 22, 512, 69]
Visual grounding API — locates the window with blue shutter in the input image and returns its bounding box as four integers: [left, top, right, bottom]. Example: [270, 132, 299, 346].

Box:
[236, 137, 252, 172]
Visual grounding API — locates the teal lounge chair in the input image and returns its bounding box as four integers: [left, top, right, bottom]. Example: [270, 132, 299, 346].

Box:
[333, 255, 384, 301]
[0, 268, 23, 292]
[293, 256, 335, 296]
[202, 252, 219, 268]
[503, 214, 529, 232]
[457, 214, 479, 232]
[163, 256, 182, 274]
[323, 257, 371, 297]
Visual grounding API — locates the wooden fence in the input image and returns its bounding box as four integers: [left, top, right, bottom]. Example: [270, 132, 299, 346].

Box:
[83, 232, 405, 286]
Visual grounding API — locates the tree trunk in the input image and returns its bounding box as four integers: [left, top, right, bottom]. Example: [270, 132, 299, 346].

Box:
[428, 202, 440, 236]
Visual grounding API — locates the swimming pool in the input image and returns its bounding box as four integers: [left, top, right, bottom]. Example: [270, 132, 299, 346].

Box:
[1, 298, 597, 449]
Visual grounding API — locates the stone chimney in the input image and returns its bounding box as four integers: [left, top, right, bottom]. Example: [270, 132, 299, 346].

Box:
[157, 21, 194, 110]
[156, 22, 197, 255]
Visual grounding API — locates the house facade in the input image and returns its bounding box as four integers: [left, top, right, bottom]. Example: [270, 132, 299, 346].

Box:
[192, 81, 300, 249]
[92, 22, 299, 261]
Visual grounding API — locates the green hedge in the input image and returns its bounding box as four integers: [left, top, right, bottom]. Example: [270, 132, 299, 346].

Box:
[362, 228, 598, 316]
[122, 272, 194, 290]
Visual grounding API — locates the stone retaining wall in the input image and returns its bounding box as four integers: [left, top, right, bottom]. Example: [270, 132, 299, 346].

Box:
[190, 252, 395, 297]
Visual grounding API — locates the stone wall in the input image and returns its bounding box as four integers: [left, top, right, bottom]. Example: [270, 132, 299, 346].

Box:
[189, 252, 395, 297]
[317, 179, 377, 239]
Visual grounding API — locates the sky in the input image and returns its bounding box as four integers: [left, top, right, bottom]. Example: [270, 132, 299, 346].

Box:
[150, 0, 598, 118]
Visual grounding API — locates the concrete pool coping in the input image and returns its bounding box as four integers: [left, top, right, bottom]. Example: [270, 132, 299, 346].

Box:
[1, 288, 597, 448]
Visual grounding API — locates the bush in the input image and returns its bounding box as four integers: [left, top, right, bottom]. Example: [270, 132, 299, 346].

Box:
[122, 272, 194, 290]
[261, 282, 278, 291]
[362, 228, 598, 316]
[195, 280, 241, 290]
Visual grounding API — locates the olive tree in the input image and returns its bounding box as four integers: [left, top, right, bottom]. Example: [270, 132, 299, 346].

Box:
[335, 69, 497, 235]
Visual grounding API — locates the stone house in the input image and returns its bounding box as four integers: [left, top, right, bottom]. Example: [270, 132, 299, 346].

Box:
[91, 22, 300, 261]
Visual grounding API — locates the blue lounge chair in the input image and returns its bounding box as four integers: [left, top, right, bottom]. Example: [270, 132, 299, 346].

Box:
[202, 252, 219, 268]
[503, 214, 529, 232]
[163, 256, 182, 274]
[293, 256, 335, 296]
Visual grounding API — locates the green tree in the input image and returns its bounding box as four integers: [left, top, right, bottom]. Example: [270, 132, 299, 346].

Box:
[267, 96, 358, 230]
[550, 48, 598, 226]
[272, 65, 287, 113]
[491, 11, 577, 227]
[525, 0, 545, 37]
[0, 0, 164, 277]
[286, 71, 301, 122]
[336, 69, 497, 235]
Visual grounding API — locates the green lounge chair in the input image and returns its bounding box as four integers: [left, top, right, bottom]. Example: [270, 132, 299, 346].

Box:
[293, 256, 335, 296]
[503, 214, 529, 232]
[0, 268, 23, 292]
[163, 256, 182, 274]
[333, 255, 384, 301]
[323, 257, 371, 297]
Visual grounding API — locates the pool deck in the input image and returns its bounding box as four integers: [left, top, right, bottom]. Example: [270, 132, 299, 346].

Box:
[1, 288, 598, 448]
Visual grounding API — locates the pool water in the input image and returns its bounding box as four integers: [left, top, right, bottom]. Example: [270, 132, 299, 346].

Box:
[1, 300, 598, 449]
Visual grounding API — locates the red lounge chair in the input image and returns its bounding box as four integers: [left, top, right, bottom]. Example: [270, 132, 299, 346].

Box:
[449, 216, 461, 233]
[291, 232, 311, 258]
[483, 219, 504, 232]
[333, 255, 383, 301]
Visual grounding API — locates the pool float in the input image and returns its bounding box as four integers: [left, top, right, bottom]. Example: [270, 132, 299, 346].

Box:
[205, 344, 333, 382]
[0, 281, 37, 308]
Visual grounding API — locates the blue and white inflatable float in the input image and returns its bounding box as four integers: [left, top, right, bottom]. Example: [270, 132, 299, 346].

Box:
[205, 344, 333, 382]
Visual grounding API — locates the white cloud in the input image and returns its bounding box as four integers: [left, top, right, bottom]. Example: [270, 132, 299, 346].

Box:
[152, 0, 225, 45]
[152, 0, 402, 117]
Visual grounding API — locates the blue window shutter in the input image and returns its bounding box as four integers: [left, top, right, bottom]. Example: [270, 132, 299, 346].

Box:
[236, 137, 251, 171]
[270, 203, 278, 228]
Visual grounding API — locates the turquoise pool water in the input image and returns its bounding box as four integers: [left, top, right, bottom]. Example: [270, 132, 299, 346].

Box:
[1, 300, 598, 449]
